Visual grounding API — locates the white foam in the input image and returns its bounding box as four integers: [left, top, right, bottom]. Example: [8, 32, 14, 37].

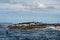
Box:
[46, 26, 60, 31]
[47, 26, 56, 29]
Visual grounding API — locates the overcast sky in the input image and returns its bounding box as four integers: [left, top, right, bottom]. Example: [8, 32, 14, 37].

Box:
[0, 0, 60, 23]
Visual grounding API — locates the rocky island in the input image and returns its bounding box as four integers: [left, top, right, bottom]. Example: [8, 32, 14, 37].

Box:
[8, 22, 60, 29]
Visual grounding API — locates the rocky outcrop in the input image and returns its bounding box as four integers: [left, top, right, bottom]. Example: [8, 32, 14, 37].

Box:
[8, 22, 60, 29]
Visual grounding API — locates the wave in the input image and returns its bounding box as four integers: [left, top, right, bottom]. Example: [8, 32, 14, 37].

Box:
[46, 26, 60, 31]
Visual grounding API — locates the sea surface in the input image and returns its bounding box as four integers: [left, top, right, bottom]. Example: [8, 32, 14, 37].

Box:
[0, 24, 60, 40]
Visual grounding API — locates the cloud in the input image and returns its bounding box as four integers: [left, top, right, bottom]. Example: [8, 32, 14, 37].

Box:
[0, 0, 60, 12]
[0, 3, 47, 9]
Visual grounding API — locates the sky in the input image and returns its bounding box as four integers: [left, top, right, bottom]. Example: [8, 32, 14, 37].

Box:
[0, 0, 60, 23]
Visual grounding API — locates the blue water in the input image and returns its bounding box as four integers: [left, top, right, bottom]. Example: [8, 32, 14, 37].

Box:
[0, 24, 60, 40]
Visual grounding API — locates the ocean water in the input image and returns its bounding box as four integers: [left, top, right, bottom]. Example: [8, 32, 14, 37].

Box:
[0, 24, 60, 40]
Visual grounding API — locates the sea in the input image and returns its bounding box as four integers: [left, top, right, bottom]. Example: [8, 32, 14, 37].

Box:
[0, 23, 60, 40]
